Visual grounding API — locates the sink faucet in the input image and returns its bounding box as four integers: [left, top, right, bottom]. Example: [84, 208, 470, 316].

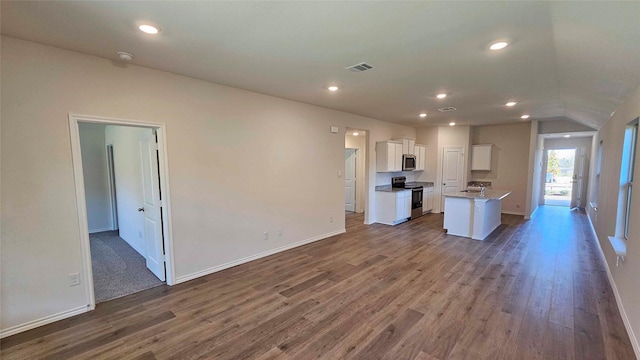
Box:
[480, 183, 486, 196]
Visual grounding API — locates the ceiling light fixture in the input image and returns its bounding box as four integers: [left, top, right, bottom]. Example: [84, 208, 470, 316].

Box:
[419, 113, 427, 118]
[505, 101, 518, 107]
[436, 93, 447, 99]
[521, 114, 530, 119]
[564, 134, 571, 138]
[352, 132, 359, 136]
[139, 24, 160, 34]
[449, 122, 456, 126]
[489, 41, 508, 50]
[327, 86, 339, 92]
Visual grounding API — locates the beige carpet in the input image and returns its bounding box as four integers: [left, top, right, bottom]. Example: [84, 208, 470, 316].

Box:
[90, 231, 163, 303]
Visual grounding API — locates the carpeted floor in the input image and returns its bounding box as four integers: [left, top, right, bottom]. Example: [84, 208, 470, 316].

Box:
[90, 231, 164, 303]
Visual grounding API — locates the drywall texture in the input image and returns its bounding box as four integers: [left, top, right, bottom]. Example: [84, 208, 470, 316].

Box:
[105, 125, 153, 256]
[470, 123, 531, 215]
[544, 136, 593, 209]
[435, 126, 470, 213]
[0, 37, 415, 332]
[78, 123, 112, 232]
[416, 126, 439, 183]
[539, 118, 597, 133]
[345, 133, 366, 213]
[590, 84, 640, 354]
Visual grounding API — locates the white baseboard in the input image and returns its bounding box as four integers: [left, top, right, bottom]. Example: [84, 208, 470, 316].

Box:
[0, 304, 93, 339]
[587, 215, 640, 358]
[88, 227, 114, 234]
[525, 205, 539, 220]
[502, 210, 525, 216]
[175, 229, 346, 284]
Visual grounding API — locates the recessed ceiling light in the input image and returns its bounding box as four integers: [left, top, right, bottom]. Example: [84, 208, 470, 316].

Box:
[449, 122, 456, 126]
[327, 86, 339, 92]
[521, 114, 530, 119]
[489, 41, 509, 50]
[352, 132, 359, 136]
[139, 24, 160, 34]
[564, 134, 571, 138]
[419, 113, 428, 118]
[505, 101, 518, 107]
[436, 93, 447, 99]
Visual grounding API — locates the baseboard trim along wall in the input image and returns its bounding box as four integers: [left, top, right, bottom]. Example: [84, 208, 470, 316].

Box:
[88, 227, 114, 234]
[587, 214, 640, 359]
[501, 210, 525, 216]
[0, 305, 93, 339]
[176, 229, 347, 284]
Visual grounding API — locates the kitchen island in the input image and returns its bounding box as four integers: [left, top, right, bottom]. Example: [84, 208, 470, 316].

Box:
[443, 189, 511, 240]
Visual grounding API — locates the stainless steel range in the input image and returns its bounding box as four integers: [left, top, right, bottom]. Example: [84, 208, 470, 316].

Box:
[391, 176, 424, 219]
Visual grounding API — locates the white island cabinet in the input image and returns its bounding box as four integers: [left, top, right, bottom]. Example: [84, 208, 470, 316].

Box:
[443, 190, 511, 240]
[375, 190, 411, 225]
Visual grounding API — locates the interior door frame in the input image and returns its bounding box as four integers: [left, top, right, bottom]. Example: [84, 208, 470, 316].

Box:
[344, 148, 357, 212]
[69, 113, 176, 310]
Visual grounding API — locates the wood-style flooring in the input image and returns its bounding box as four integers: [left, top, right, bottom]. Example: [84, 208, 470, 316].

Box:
[1, 206, 635, 359]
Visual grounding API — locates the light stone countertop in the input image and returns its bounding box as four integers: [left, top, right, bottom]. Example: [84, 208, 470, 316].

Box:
[444, 189, 511, 201]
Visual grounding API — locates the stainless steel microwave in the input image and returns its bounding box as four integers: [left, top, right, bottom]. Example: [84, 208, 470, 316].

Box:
[402, 154, 416, 171]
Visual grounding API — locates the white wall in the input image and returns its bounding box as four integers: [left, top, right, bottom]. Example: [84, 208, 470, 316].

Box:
[416, 127, 439, 183]
[543, 136, 593, 209]
[430, 126, 471, 213]
[590, 84, 640, 356]
[345, 133, 366, 213]
[470, 123, 531, 215]
[526, 120, 543, 218]
[105, 125, 153, 256]
[78, 123, 112, 232]
[0, 37, 417, 334]
[539, 118, 596, 134]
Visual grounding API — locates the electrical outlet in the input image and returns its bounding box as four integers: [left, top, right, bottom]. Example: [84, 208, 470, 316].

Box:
[516, 203, 521, 208]
[277, 229, 283, 236]
[264, 231, 269, 240]
[329, 216, 333, 223]
[69, 273, 80, 286]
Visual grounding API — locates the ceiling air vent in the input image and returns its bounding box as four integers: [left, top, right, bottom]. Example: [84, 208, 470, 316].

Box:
[438, 107, 457, 112]
[345, 62, 374, 73]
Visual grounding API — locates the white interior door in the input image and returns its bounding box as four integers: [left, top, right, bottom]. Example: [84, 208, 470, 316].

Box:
[441, 146, 465, 212]
[139, 130, 165, 281]
[345, 148, 356, 212]
[571, 147, 585, 209]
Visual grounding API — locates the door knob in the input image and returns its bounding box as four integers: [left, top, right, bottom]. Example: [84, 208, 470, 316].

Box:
[138, 207, 145, 212]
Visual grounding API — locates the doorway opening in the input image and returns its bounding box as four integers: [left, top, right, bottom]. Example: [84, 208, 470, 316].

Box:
[70, 114, 174, 309]
[345, 128, 368, 227]
[543, 148, 582, 207]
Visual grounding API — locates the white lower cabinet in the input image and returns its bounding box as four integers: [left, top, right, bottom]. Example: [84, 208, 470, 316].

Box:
[423, 187, 434, 213]
[376, 190, 411, 225]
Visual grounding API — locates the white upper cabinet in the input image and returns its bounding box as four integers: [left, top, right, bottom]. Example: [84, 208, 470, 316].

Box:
[471, 144, 493, 171]
[376, 141, 403, 172]
[414, 144, 426, 171]
[391, 138, 416, 155]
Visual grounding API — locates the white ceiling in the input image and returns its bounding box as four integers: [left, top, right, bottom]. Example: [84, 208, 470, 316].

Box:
[2, 1, 639, 129]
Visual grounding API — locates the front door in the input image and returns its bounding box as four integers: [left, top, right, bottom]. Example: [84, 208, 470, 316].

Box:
[139, 130, 166, 281]
[571, 147, 585, 209]
[345, 148, 357, 212]
[441, 146, 464, 212]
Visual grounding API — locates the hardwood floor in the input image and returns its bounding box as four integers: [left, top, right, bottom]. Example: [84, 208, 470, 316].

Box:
[1, 206, 635, 359]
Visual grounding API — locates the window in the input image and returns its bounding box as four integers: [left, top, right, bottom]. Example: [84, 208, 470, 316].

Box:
[621, 120, 638, 240]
